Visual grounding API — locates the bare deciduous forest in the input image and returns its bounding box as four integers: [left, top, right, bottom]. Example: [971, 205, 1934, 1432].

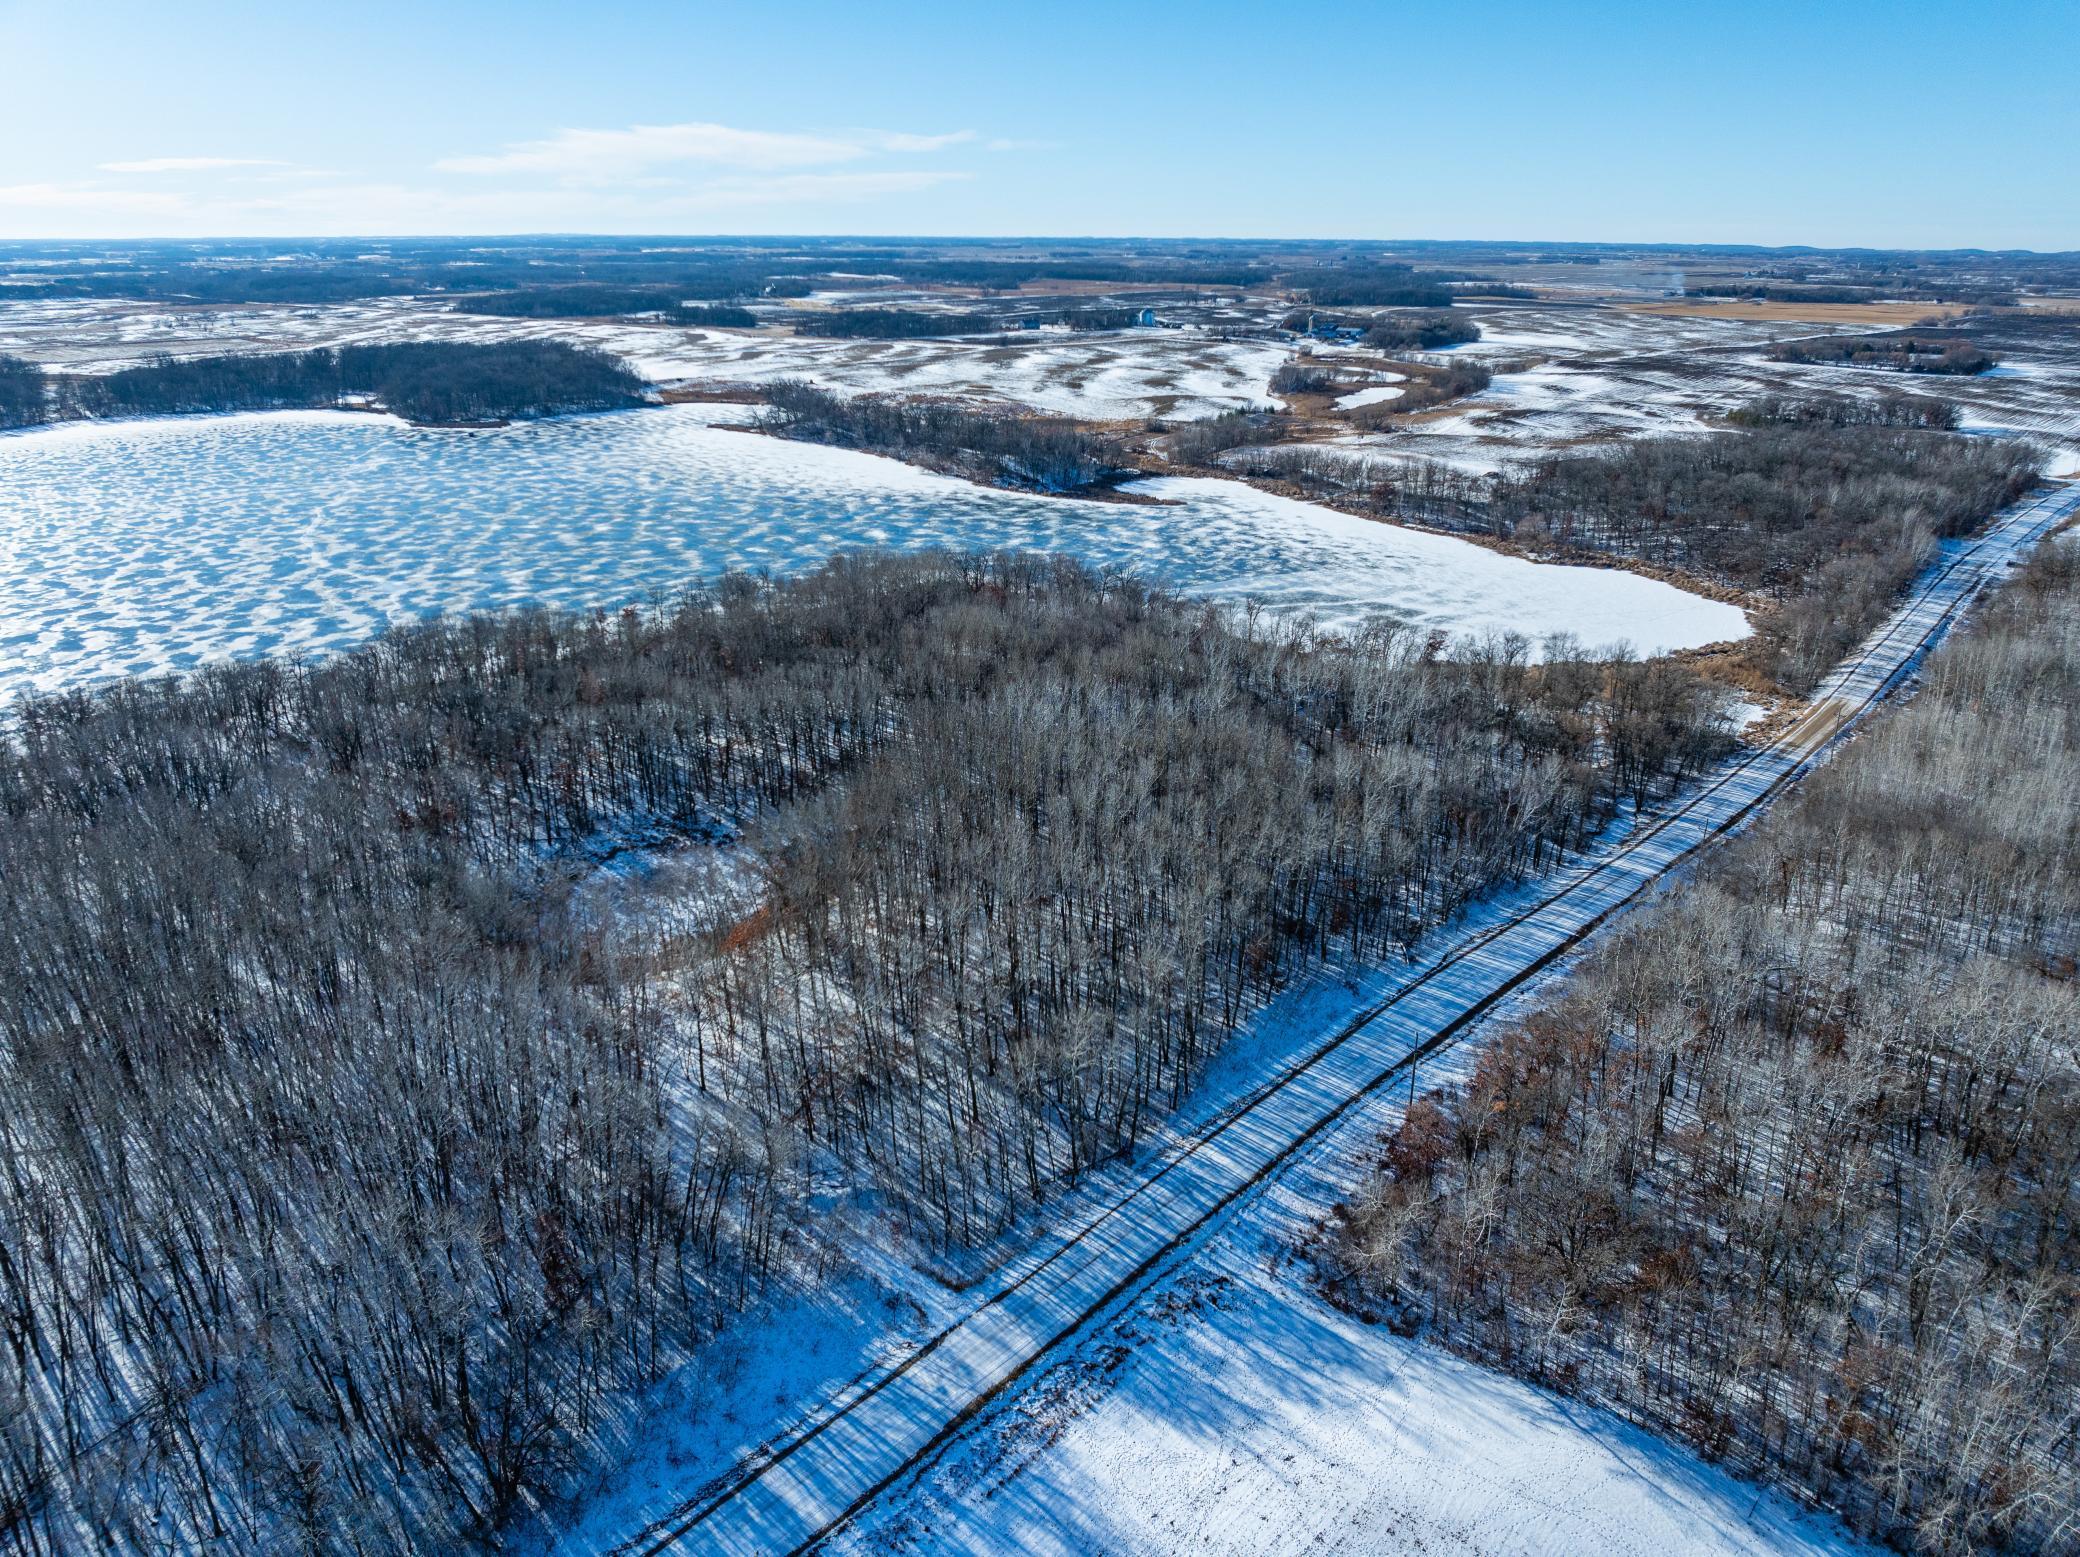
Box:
[1328, 546, 2080, 1556]
[0, 356, 42, 429]
[1286, 267, 1456, 309]
[1486, 429, 2040, 688]
[0, 553, 1730, 1554]
[1244, 428, 2040, 693]
[1726, 391, 1962, 431]
[762, 379, 1126, 492]
[0, 343, 649, 429]
[792, 308, 997, 339]
[1769, 335, 1999, 375]
[1360, 311, 1483, 351]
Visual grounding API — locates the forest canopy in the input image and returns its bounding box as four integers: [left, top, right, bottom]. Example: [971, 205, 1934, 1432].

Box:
[1327, 546, 2080, 1556]
[0, 353, 43, 428]
[1285, 266, 1456, 309]
[35, 340, 649, 426]
[1769, 334, 1997, 375]
[762, 379, 1125, 493]
[792, 308, 997, 339]
[0, 551, 1730, 1555]
[1361, 311, 1482, 351]
[450, 287, 758, 326]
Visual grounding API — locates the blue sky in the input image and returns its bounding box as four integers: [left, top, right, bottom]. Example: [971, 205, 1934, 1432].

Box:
[3, 0, 2074, 248]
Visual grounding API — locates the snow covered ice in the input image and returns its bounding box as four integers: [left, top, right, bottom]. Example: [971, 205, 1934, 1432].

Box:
[0, 406, 1747, 703]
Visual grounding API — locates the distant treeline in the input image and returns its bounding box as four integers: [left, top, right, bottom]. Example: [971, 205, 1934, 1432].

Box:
[864, 258, 1259, 289]
[451, 286, 759, 326]
[1286, 266, 1456, 308]
[452, 298, 1146, 336]
[1447, 283, 1539, 300]
[1728, 390, 1960, 430]
[1018, 305, 1143, 331]
[0, 552, 1731, 1555]
[793, 308, 997, 338]
[1691, 282, 1884, 303]
[7, 239, 2069, 312]
[1695, 279, 2028, 307]
[4, 341, 648, 427]
[674, 303, 761, 328]
[1168, 407, 1284, 464]
[6, 259, 816, 306]
[5, 266, 422, 305]
[1283, 310, 1481, 350]
[1770, 334, 1997, 374]
[1363, 311, 1482, 350]
[763, 379, 1121, 492]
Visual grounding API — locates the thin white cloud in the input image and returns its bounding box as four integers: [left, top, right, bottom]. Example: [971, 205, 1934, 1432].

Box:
[1, 123, 985, 237]
[0, 182, 190, 214]
[98, 157, 289, 174]
[873, 131, 976, 153]
[684, 169, 973, 208]
[436, 121, 971, 178]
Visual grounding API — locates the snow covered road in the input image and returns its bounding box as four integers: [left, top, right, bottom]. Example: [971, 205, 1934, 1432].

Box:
[608, 483, 2080, 1557]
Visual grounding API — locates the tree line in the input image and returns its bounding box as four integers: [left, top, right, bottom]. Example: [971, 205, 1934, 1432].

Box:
[791, 308, 998, 339]
[1019, 305, 1145, 331]
[1770, 335, 1998, 375]
[1353, 359, 1492, 418]
[0, 355, 43, 429]
[1174, 419, 2038, 694]
[762, 379, 1126, 493]
[1360, 311, 1483, 350]
[835, 258, 1259, 289]
[790, 305, 1158, 339]
[451, 287, 758, 328]
[1264, 356, 1490, 411]
[1326, 544, 2080, 1555]
[1483, 426, 2039, 688]
[1692, 283, 1885, 303]
[0, 341, 648, 429]
[1284, 266, 1456, 308]
[0, 551, 1732, 1554]
[1727, 391, 1961, 431]
[1277, 310, 1483, 350]
[1269, 360, 1342, 396]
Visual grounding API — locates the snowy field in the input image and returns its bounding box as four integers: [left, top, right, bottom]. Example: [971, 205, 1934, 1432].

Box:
[1295, 303, 2080, 479]
[0, 296, 1290, 421]
[647, 324, 1293, 421]
[10, 293, 2073, 468]
[829, 1248, 1867, 1557]
[0, 406, 1746, 703]
[1333, 378, 1404, 409]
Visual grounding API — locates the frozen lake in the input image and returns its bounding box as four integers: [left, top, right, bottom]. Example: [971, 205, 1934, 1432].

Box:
[0, 406, 1748, 702]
